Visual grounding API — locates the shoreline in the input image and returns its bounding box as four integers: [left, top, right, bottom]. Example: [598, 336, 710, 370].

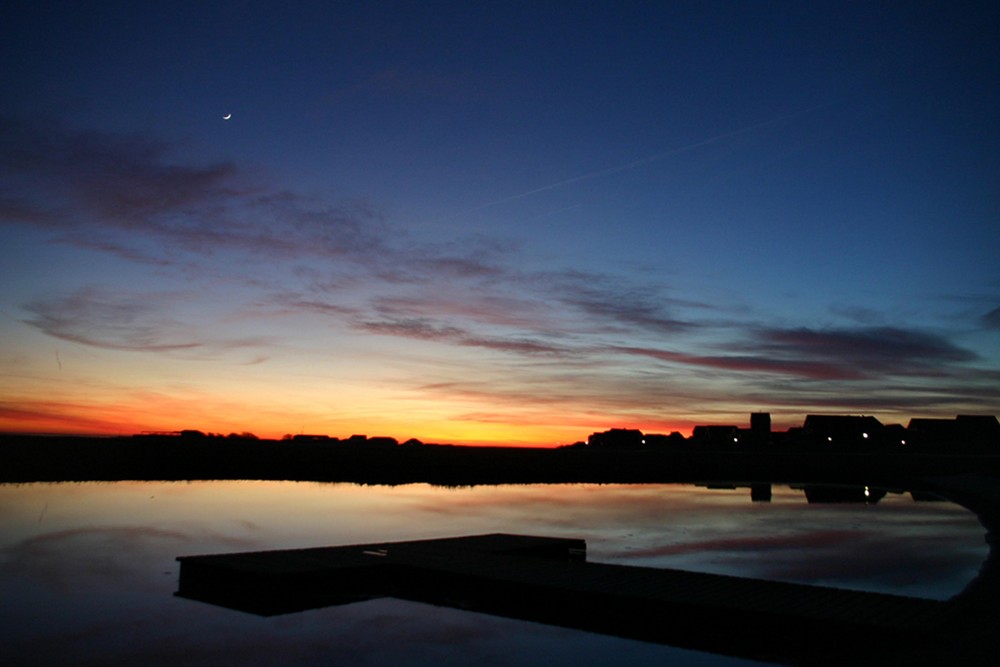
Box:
[4, 434, 999, 487]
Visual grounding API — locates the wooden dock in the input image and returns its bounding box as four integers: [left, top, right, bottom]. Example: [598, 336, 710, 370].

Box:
[176, 533, 992, 665]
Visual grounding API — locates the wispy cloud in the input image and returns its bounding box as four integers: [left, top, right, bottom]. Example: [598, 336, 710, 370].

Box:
[616, 325, 978, 382]
[616, 345, 861, 380]
[754, 326, 977, 368]
[4, 114, 994, 434]
[0, 116, 388, 268]
[371, 294, 549, 329]
[22, 288, 272, 359]
[0, 401, 136, 435]
[541, 270, 704, 336]
[360, 318, 569, 356]
[982, 306, 1000, 330]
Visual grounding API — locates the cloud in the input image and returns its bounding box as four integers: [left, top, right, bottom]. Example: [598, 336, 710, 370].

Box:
[828, 304, 884, 325]
[0, 401, 136, 434]
[747, 383, 1000, 412]
[1, 526, 188, 591]
[360, 318, 568, 356]
[22, 287, 271, 358]
[4, 114, 994, 430]
[544, 270, 701, 336]
[628, 529, 862, 559]
[754, 326, 977, 369]
[1, 116, 243, 226]
[24, 289, 199, 352]
[982, 306, 1000, 330]
[616, 345, 862, 380]
[0, 116, 388, 267]
[371, 294, 549, 329]
[3, 115, 710, 357]
[261, 293, 359, 319]
[617, 325, 978, 383]
[1, 525, 255, 594]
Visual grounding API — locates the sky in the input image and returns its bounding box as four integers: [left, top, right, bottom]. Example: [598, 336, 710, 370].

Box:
[1, 1, 998, 445]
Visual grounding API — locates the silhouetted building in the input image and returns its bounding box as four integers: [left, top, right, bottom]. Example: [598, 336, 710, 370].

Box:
[906, 415, 1000, 454]
[749, 412, 771, 448]
[366, 436, 398, 447]
[802, 415, 884, 450]
[957, 415, 1000, 443]
[691, 425, 740, 449]
[643, 432, 686, 447]
[882, 424, 908, 449]
[588, 428, 644, 449]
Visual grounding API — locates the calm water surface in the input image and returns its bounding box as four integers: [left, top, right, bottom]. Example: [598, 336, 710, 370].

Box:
[0, 481, 989, 666]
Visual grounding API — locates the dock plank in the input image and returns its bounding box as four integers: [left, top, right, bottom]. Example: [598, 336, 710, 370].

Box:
[176, 533, 973, 664]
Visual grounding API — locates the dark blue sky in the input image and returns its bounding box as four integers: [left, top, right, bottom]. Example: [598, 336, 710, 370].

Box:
[2, 1, 997, 442]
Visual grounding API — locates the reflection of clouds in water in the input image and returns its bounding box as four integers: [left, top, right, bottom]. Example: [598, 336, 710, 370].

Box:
[2, 482, 974, 666]
[754, 537, 982, 591]
[382, 483, 989, 601]
[0, 525, 254, 592]
[625, 529, 864, 558]
[598, 506, 987, 599]
[407, 484, 747, 524]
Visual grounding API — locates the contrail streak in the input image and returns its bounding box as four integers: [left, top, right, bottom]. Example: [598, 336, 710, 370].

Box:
[440, 103, 831, 221]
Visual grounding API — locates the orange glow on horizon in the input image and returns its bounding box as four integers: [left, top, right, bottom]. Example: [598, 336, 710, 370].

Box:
[0, 394, 702, 447]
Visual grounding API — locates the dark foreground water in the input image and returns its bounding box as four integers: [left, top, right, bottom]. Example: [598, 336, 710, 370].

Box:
[0, 481, 989, 666]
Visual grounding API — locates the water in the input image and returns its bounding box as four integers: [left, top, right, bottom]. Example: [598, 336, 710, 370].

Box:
[0, 481, 989, 666]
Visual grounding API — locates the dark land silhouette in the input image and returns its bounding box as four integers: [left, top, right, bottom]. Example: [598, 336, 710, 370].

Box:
[2, 412, 998, 485]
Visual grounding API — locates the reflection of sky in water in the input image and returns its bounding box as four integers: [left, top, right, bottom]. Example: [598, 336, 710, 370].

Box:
[0, 482, 988, 666]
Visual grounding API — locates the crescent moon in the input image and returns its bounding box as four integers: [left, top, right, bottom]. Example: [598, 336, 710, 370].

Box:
[223, 113, 232, 120]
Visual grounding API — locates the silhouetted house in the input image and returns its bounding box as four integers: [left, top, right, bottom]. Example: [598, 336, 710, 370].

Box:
[906, 418, 957, 448]
[559, 441, 588, 449]
[366, 436, 398, 447]
[691, 425, 740, 449]
[906, 415, 1000, 454]
[643, 432, 686, 447]
[882, 424, 908, 449]
[802, 415, 884, 450]
[772, 427, 800, 449]
[588, 428, 644, 449]
[748, 412, 771, 448]
[958, 415, 1000, 444]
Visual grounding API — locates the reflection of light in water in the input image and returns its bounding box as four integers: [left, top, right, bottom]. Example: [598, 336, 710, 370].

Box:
[0, 482, 988, 599]
[0, 481, 989, 667]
